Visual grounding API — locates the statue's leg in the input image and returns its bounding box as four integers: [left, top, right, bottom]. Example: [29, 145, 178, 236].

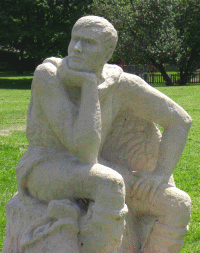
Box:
[74, 163, 128, 253]
[26, 158, 128, 253]
[130, 184, 191, 253]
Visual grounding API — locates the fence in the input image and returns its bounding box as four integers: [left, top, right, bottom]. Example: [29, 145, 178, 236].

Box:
[143, 73, 200, 85]
[142, 74, 178, 84]
[190, 75, 200, 84]
[141, 73, 200, 85]
[120, 65, 200, 85]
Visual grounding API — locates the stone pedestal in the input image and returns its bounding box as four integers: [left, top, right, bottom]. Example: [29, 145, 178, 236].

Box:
[3, 193, 161, 253]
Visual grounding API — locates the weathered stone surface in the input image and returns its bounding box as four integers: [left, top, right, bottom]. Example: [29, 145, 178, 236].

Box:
[3, 15, 192, 253]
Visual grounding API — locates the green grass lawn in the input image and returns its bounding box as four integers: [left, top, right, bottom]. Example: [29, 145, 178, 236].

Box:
[0, 88, 31, 252]
[0, 83, 199, 252]
[156, 86, 200, 252]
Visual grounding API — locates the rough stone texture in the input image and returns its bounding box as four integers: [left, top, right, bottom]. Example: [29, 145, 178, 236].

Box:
[3, 16, 192, 253]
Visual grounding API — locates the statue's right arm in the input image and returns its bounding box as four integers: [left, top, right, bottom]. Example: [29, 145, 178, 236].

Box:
[33, 62, 101, 164]
[118, 72, 192, 202]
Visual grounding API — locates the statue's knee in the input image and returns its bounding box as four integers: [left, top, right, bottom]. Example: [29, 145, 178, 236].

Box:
[164, 187, 191, 226]
[171, 188, 190, 211]
[177, 191, 191, 220]
[106, 171, 125, 195]
[94, 164, 125, 191]
[93, 167, 125, 209]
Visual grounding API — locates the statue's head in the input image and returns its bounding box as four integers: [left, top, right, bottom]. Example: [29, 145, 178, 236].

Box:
[68, 15, 118, 75]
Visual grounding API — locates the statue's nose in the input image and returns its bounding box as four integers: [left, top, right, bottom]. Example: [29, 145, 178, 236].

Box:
[74, 41, 82, 52]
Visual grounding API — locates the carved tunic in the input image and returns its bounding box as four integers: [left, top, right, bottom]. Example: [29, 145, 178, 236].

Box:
[16, 57, 161, 205]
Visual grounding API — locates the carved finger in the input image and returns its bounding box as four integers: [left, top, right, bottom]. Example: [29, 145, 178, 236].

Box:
[131, 178, 144, 199]
[132, 177, 144, 195]
[137, 182, 147, 199]
[149, 183, 160, 203]
[141, 183, 152, 202]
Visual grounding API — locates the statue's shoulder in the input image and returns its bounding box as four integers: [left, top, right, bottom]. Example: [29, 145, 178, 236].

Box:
[102, 63, 123, 85]
[34, 57, 62, 77]
[102, 64, 148, 89]
[32, 57, 63, 90]
[119, 70, 148, 87]
[42, 57, 62, 68]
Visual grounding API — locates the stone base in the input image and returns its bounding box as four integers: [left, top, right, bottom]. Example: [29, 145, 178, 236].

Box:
[4, 192, 188, 253]
[3, 193, 159, 253]
[2, 193, 47, 253]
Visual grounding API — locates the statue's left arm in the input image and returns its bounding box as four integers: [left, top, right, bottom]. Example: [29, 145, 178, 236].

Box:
[118, 72, 192, 201]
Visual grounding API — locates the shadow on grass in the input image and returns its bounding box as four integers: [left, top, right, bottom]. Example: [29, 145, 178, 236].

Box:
[0, 71, 34, 77]
[0, 78, 32, 89]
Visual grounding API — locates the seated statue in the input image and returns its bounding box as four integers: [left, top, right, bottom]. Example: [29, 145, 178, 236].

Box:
[3, 16, 192, 253]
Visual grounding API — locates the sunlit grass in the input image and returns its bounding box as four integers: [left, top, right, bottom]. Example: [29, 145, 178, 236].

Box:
[157, 86, 200, 253]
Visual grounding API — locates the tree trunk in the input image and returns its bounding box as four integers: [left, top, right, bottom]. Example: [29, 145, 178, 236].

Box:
[179, 43, 199, 85]
[150, 58, 173, 86]
[179, 67, 188, 85]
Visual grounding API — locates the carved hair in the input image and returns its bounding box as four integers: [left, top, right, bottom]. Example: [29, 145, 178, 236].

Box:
[72, 15, 118, 59]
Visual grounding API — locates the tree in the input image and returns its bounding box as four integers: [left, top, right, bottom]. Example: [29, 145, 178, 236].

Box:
[0, 0, 93, 68]
[91, 0, 200, 85]
[174, 0, 200, 85]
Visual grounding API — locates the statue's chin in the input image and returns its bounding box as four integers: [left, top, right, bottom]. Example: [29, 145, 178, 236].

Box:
[67, 56, 88, 73]
[57, 57, 84, 87]
[68, 62, 84, 73]
[67, 56, 103, 76]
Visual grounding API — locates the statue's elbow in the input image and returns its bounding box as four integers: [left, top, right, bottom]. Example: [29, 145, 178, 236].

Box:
[172, 108, 192, 132]
[182, 114, 192, 131]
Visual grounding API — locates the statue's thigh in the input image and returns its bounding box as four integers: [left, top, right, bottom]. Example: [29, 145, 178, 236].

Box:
[27, 158, 124, 203]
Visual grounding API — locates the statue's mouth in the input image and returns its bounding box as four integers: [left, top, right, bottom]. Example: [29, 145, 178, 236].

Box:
[68, 55, 85, 61]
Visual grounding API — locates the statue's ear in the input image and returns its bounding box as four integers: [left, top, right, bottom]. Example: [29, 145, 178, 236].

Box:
[104, 48, 113, 63]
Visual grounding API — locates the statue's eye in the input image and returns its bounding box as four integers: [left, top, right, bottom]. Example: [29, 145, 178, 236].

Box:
[71, 36, 79, 42]
[84, 38, 97, 45]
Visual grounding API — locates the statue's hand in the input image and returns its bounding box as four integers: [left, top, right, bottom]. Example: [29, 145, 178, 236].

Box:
[131, 171, 168, 203]
[66, 67, 98, 87]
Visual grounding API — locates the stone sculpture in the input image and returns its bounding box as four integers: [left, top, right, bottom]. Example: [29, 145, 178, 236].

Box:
[3, 16, 192, 253]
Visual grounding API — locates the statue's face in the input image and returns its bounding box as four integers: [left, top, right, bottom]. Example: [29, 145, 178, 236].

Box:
[68, 26, 107, 73]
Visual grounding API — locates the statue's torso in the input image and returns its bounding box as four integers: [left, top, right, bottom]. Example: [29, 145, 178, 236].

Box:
[26, 59, 123, 156]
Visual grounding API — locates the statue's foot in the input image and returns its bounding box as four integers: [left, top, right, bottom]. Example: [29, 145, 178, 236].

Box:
[78, 203, 128, 253]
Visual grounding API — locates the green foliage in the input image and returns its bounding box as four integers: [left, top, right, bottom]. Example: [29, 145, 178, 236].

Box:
[174, 0, 200, 84]
[0, 77, 32, 89]
[0, 0, 93, 61]
[91, 0, 200, 85]
[0, 71, 33, 77]
[92, 0, 179, 63]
